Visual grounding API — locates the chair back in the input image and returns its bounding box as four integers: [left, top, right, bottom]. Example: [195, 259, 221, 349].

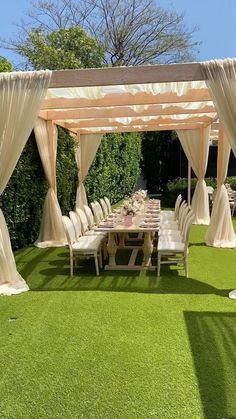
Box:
[100, 198, 109, 217]
[69, 211, 82, 240]
[177, 201, 187, 228]
[104, 196, 112, 213]
[83, 205, 95, 228]
[91, 202, 103, 224]
[179, 204, 190, 231]
[174, 194, 182, 220]
[76, 208, 89, 234]
[62, 216, 76, 246]
[182, 210, 195, 244]
[95, 201, 104, 220]
[177, 200, 187, 221]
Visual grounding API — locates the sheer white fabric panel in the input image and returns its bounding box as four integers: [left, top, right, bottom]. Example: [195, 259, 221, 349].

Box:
[34, 118, 67, 247]
[0, 70, 51, 295]
[201, 59, 236, 297]
[75, 134, 102, 208]
[201, 59, 236, 157]
[205, 129, 236, 247]
[177, 127, 210, 224]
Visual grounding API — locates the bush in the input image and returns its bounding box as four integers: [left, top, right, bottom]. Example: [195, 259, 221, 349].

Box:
[0, 135, 47, 249]
[56, 127, 78, 213]
[163, 177, 218, 207]
[85, 132, 142, 204]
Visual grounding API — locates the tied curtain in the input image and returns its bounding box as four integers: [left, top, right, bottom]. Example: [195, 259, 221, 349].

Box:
[205, 127, 236, 247]
[75, 133, 103, 208]
[0, 70, 51, 296]
[34, 118, 67, 247]
[177, 127, 210, 224]
[201, 58, 236, 299]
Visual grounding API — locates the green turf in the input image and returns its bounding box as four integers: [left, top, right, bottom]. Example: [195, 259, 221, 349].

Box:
[1, 223, 236, 419]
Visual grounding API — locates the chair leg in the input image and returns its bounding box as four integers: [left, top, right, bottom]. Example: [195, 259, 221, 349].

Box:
[94, 254, 99, 276]
[184, 254, 188, 277]
[99, 249, 103, 268]
[157, 252, 161, 276]
[70, 254, 74, 276]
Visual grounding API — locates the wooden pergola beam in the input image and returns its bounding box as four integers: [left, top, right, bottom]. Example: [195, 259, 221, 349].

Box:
[40, 103, 216, 121]
[42, 89, 212, 110]
[56, 115, 214, 129]
[49, 62, 206, 88]
[60, 122, 205, 134]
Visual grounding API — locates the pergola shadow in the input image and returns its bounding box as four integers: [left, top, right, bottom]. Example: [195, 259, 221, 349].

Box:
[184, 311, 236, 419]
[26, 253, 228, 295]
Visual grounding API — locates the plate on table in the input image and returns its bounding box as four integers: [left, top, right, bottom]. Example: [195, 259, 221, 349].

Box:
[139, 221, 159, 228]
[98, 223, 115, 228]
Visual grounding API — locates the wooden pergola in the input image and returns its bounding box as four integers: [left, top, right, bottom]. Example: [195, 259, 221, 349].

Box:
[38, 62, 219, 138]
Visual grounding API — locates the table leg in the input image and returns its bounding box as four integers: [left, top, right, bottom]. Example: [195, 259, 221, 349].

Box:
[118, 233, 125, 247]
[107, 232, 118, 267]
[142, 232, 153, 267]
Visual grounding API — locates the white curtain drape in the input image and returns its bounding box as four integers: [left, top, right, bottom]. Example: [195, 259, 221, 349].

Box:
[201, 58, 236, 299]
[75, 133, 103, 208]
[205, 127, 236, 247]
[34, 118, 67, 247]
[0, 70, 51, 296]
[177, 127, 210, 224]
[201, 59, 236, 156]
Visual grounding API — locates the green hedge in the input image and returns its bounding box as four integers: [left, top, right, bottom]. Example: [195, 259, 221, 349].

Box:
[85, 132, 142, 204]
[163, 176, 236, 207]
[1, 130, 141, 249]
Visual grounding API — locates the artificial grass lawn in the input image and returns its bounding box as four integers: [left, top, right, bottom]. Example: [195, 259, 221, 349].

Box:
[1, 223, 236, 419]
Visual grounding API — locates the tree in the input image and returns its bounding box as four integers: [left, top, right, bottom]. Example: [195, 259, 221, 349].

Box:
[0, 56, 13, 72]
[4, 0, 199, 67]
[14, 26, 105, 70]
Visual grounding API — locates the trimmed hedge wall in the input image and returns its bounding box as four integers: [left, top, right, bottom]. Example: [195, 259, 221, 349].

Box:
[1, 130, 141, 249]
[85, 132, 142, 204]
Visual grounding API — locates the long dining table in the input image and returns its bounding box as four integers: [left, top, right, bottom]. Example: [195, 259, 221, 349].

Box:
[96, 200, 160, 271]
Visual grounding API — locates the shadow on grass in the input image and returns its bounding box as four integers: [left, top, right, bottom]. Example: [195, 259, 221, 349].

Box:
[184, 311, 236, 419]
[27, 261, 228, 296]
[16, 246, 231, 296]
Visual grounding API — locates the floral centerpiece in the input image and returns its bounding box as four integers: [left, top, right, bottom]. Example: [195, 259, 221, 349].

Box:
[132, 189, 147, 203]
[123, 200, 136, 216]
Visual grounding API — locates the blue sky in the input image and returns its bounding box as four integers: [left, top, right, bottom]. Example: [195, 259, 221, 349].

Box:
[0, 0, 236, 66]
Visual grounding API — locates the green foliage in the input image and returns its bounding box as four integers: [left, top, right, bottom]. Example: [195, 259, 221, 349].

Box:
[141, 131, 178, 193]
[85, 132, 142, 204]
[0, 135, 47, 249]
[56, 127, 78, 213]
[225, 176, 236, 190]
[163, 176, 236, 207]
[1, 130, 77, 249]
[0, 56, 13, 72]
[16, 27, 105, 70]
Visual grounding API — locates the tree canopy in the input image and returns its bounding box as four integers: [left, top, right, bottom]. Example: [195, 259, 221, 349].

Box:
[15, 26, 105, 70]
[4, 0, 199, 67]
[0, 56, 12, 72]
